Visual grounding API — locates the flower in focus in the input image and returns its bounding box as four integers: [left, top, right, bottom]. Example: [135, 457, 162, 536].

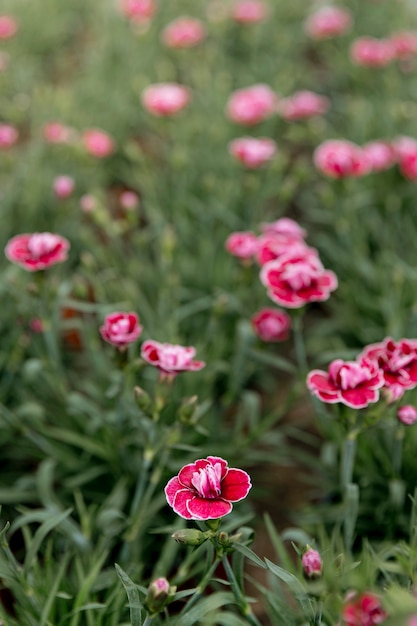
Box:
[397, 405, 417, 426]
[161, 17, 206, 48]
[120, 190, 140, 210]
[100, 312, 143, 348]
[225, 231, 259, 259]
[43, 122, 75, 144]
[141, 340, 205, 377]
[231, 0, 269, 24]
[226, 84, 277, 126]
[228, 137, 277, 168]
[5, 232, 70, 271]
[0, 124, 18, 149]
[350, 37, 395, 67]
[393, 135, 417, 181]
[118, 0, 156, 23]
[302, 548, 323, 579]
[362, 141, 396, 172]
[165, 456, 251, 520]
[304, 6, 352, 40]
[314, 139, 371, 178]
[307, 358, 384, 409]
[53, 175, 75, 199]
[260, 247, 338, 308]
[83, 128, 115, 158]
[277, 91, 330, 121]
[342, 591, 387, 626]
[0, 15, 18, 39]
[142, 83, 191, 117]
[359, 337, 417, 401]
[251, 307, 291, 342]
[389, 31, 417, 59]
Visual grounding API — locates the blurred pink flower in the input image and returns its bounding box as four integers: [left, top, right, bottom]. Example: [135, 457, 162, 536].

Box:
[342, 591, 387, 626]
[0, 124, 18, 149]
[226, 84, 277, 126]
[100, 312, 143, 348]
[161, 17, 205, 48]
[53, 175, 75, 199]
[120, 190, 139, 210]
[397, 405, 417, 426]
[225, 231, 259, 259]
[256, 235, 309, 267]
[314, 139, 371, 178]
[229, 137, 277, 168]
[80, 194, 96, 212]
[302, 548, 323, 578]
[393, 136, 417, 180]
[83, 129, 115, 158]
[277, 90, 330, 121]
[389, 31, 417, 59]
[0, 15, 18, 39]
[261, 217, 306, 239]
[141, 340, 205, 376]
[142, 83, 191, 117]
[251, 308, 291, 342]
[5, 232, 70, 271]
[307, 359, 384, 409]
[165, 456, 251, 520]
[304, 6, 352, 40]
[43, 122, 75, 144]
[362, 141, 396, 172]
[260, 246, 338, 308]
[118, 0, 156, 23]
[30, 318, 43, 333]
[350, 37, 395, 67]
[232, 0, 269, 24]
[409, 615, 417, 626]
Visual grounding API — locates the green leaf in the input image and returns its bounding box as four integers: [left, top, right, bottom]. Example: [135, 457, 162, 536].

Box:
[115, 563, 143, 626]
[23, 509, 73, 574]
[264, 558, 314, 619]
[234, 543, 267, 569]
[172, 592, 235, 626]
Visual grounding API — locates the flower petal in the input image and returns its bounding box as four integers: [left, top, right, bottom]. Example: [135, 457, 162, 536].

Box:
[164, 476, 182, 507]
[186, 496, 233, 520]
[171, 489, 194, 519]
[221, 468, 252, 502]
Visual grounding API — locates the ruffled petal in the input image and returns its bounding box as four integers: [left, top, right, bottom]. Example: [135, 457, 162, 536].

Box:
[186, 496, 233, 520]
[341, 387, 379, 409]
[206, 456, 228, 479]
[164, 476, 182, 507]
[178, 459, 209, 487]
[172, 489, 194, 519]
[221, 468, 252, 502]
[307, 370, 339, 394]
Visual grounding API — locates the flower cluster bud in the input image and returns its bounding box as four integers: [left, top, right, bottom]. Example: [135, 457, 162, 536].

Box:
[171, 528, 209, 546]
[302, 547, 323, 579]
[144, 577, 176, 616]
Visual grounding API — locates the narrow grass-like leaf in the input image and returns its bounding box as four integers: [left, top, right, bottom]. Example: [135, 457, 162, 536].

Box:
[23, 509, 72, 574]
[115, 563, 143, 626]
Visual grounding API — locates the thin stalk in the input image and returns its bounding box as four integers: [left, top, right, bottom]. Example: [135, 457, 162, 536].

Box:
[180, 556, 222, 614]
[393, 424, 405, 477]
[222, 556, 262, 626]
[292, 312, 308, 377]
[143, 617, 154, 626]
[340, 432, 357, 489]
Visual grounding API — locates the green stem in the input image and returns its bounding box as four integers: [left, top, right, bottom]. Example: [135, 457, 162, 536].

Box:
[180, 556, 222, 614]
[341, 432, 358, 489]
[393, 424, 405, 477]
[292, 312, 308, 377]
[222, 556, 262, 626]
[143, 616, 154, 626]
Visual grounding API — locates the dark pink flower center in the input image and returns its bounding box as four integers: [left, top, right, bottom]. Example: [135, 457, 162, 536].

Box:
[27, 233, 59, 258]
[191, 463, 222, 499]
[282, 262, 315, 290]
[334, 363, 372, 390]
[110, 319, 131, 335]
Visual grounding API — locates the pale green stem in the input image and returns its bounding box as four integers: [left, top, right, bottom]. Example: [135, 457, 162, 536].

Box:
[222, 556, 262, 626]
[341, 432, 358, 489]
[292, 312, 308, 377]
[393, 423, 405, 477]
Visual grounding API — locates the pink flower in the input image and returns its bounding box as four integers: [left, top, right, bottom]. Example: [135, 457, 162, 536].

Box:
[0, 16, 18, 39]
[314, 140, 371, 178]
[302, 548, 323, 578]
[307, 359, 384, 409]
[53, 175, 75, 199]
[277, 91, 330, 121]
[251, 308, 291, 342]
[30, 318, 43, 333]
[100, 312, 143, 348]
[260, 247, 338, 308]
[228, 137, 277, 168]
[165, 456, 251, 520]
[231, 0, 269, 24]
[225, 231, 259, 259]
[5, 232, 70, 271]
[304, 6, 352, 40]
[409, 616, 417, 626]
[362, 141, 396, 172]
[80, 194, 96, 212]
[397, 405, 417, 426]
[393, 136, 417, 181]
[226, 84, 277, 126]
[389, 31, 417, 59]
[142, 83, 191, 117]
[120, 190, 139, 210]
[342, 592, 387, 626]
[141, 340, 205, 376]
[0, 124, 18, 149]
[256, 235, 309, 266]
[43, 122, 75, 144]
[161, 17, 206, 48]
[118, 0, 156, 23]
[261, 217, 307, 240]
[359, 338, 417, 401]
[83, 129, 115, 158]
[350, 37, 395, 67]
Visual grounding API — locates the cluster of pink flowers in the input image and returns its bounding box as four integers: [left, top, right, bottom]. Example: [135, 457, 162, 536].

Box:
[307, 337, 417, 409]
[351, 31, 417, 67]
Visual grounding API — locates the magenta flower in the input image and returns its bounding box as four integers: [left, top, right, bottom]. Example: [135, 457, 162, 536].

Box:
[261, 217, 306, 240]
[307, 358, 384, 409]
[118, 0, 156, 23]
[53, 175, 75, 199]
[229, 137, 277, 168]
[397, 405, 417, 426]
[141, 340, 205, 376]
[251, 307, 291, 342]
[0, 15, 18, 39]
[260, 247, 338, 308]
[43, 122, 75, 144]
[0, 124, 18, 149]
[394, 135, 417, 181]
[256, 236, 309, 267]
[142, 83, 191, 117]
[226, 84, 277, 126]
[231, 0, 269, 24]
[5, 232, 70, 271]
[302, 548, 323, 578]
[119, 190, 139, 210]
[304, 6, 352, 40]
[362, 141, 396, 173]
[342, 591, 387, 626]
[350, 37, 395, 67]
[100, 312, 143, 348]
[389, 31, 417, 59]
[314, 140, 371, 178]
[161, 17, 206, 48]
[277, 90, 330, 121]
[83, 129, 115, 158]
[165, 456, 251, 520]
[225, 231, 259, 259]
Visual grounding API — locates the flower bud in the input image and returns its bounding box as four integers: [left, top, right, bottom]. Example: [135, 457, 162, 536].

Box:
[134, 386, 152, 412]
[179, 395, 199, 423]
[302, 547, 323, 579]
[145, 577, 175, 615]
[397, 405, 417, 425]
[171, 528, 208, 546]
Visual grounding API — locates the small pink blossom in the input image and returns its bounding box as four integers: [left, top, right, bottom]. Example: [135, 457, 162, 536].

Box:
[277, 91, 330, 121]
[231, 0, 269, 24]
[100, 312, 143, 348]
[5, 232, 70, 271]
[120, 190, 139, 210]
[225, 231, 259, 259]
[261, 217, 307, 240]
[409, 616, 417, 626]
[0, 124, 18, 149]
[260, 247, 338, 308]
[161, 17, 206, 48]
[307, 359, 384, 409]
[141, 340, 205, 377]
[80, 194, 96, 212]
[256, 235, 309, 267]
[0, 16, 18, 40]
[362, 141, 396, 172]
[302, 548, 323, 578]
[350, 37, 395, 67]
[342, 591, 387, 626]
[226, 84, 277, 126]
[53, 175, 75, 199]
[389, 31, 417, 59]
[83, 129, 115, 158]
[314, 140, 371, 178]
[142, 83, 191, 117]
[43, 122, 75, 144]
[30, 318, 43, 333]
[304, 6, 352, 40]
[165, 456, 251, 520]
[393, 136, 417, 181]
[228, 137, 277, 168]
[251, 308, 291, 342]
[397, 405, 417, 426]
[118, 0, 156, 23]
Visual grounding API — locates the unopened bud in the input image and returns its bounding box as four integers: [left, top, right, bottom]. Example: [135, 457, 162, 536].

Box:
[397, 405, 417, 426]
[218, 531, 229, 546]
[134, 386, 152, 412]
[302, 547, 323, 579]
[171, 528, 208, 546]
[179, 395, 199, 423]
[145, 577, 175, 615]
